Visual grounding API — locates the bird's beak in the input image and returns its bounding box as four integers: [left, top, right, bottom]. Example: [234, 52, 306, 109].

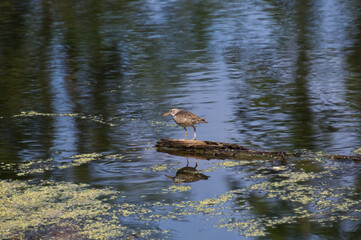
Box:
[163, 113, 170, 116]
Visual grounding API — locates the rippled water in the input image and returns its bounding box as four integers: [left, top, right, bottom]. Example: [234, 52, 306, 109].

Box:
[1, 0, 361, 239]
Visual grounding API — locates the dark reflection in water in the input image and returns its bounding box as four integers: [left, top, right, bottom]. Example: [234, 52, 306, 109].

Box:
[166, 158, 209, 184]
[219, 0, 361, 153]
[1, 0, 361, 239]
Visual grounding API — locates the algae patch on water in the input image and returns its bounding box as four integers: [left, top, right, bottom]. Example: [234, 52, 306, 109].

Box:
[145, 163, 168, 172]
[2, 144, 361, 239]
[13, 111, 117, 127]
[149, 156, 361, 238]
[354, 147, 361, 155]
[14, 152, 107, 176]
[162, 185, 191, 193]
[0, 179, 125, 239]
[2, 156, 361, 239]
[0, 178, 171, 239]
[5, 153, 126, 176]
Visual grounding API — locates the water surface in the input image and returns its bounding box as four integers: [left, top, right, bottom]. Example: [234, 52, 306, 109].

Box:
[1, 0, 361, 239]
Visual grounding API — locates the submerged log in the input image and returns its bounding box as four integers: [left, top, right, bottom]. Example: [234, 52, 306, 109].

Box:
[156, 139, 300, 161]
[156, 139, 361, 161]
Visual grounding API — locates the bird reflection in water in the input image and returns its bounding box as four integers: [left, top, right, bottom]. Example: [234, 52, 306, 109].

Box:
[166, 158, 209, 184]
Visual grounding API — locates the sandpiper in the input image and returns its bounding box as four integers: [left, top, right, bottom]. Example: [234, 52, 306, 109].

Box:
[163, 108, 208, 140]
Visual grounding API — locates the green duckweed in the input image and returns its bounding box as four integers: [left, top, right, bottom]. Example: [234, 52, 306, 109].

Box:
[0, 180, 125, 239]
[13, 111, 117, 127]
[2, 150, 361, 238]
[162, 185, 191, 193]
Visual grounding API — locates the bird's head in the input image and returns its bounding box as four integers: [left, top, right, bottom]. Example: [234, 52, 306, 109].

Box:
[163, 108, 180, 117]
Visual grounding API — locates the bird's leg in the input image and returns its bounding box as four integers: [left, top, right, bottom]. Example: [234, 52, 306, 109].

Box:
[186, 157, 189, 166]
[183, 127, 188, 140]
[192, 126, 196, 140]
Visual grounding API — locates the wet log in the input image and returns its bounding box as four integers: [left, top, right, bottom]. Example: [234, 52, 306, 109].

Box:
[156, 139, 300, 161]
[156, 139, 361, 161]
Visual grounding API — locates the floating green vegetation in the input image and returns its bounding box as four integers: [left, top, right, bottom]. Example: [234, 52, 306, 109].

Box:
[150, 156, 361, 237]
[217, 218, 267, 237]
[354, 147, 361, 155]
[0, 179, 176, 239]
[0, 179, 125, 239]
[212, 159, 265, 169]
[14, 153, 106, 176]
[149, 120, 178, 128]
[145, 163, 168, 172]
[201, 166, 217, 173]
[13, 111, 117, 127]
[162, 185, 191, 193]
[61, 153, 104, 169]
[149, 120, 179, 133]
[0, 162, 17, 171]
[109, 85, 122, 93]
[17, 158, 54, 175]
[144, 146, 156, 151]
[142, 161, 182, 172]
[212, 160, 245, 167]
[217, 159, 361, 235]
[105, 154, 125, 160]
[2, 150, 361, 238]
[4, 153, 125, 176]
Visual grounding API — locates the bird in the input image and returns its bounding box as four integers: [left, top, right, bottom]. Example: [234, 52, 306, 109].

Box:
[163, 108, 208, 140]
